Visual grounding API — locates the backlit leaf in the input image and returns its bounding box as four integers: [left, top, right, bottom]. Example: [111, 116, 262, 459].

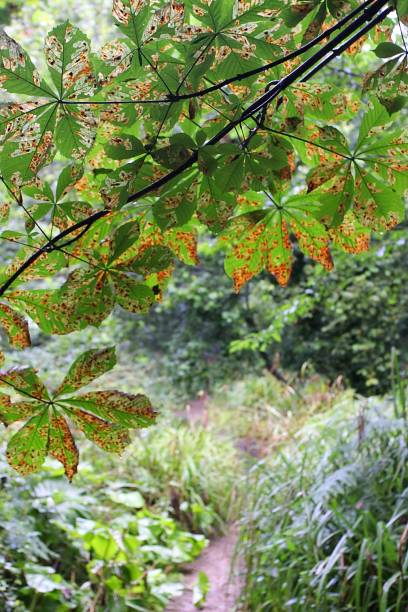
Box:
[0, 302, 30, 349]
[60, 390, 157, 428]
[54, 347, 117, 397]
[6, 410, 50, 476]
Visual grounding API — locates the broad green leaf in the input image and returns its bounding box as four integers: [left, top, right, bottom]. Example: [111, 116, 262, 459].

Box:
[355, 100, 390, 152]
[100, 159, 144, 208]
[60, 390, 156, 428]
[6, 409, 49, 475]
[55, 103, 98, 159]
[105, 134, 145, 160]
[44, 21, 96, 99]
[58, 270, 115, 328]
[0, 302, 30, 349]
[0, 395, 42, 426]
[55, 163, 84, 201]
[224, 209, 293, 291]
[54, 347, 116, 397]
[67, 406, 130, 453]
[353, 168, 405, 231]
[151, 143, 192, 170]
[48, 412, 79, 480]
[0, 366, 50, 400]
[7, 290, 92, 335]
[374, 42, 405, 58]
[1, 103, 57, 186]
[112, 275, 155, 313]
[124, 245, 174, 274]
[0, 30, 54, 96]
[109, 220, 140, 263]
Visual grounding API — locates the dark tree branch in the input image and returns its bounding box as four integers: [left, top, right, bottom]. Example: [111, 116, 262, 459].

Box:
[0, 0, 391, 298]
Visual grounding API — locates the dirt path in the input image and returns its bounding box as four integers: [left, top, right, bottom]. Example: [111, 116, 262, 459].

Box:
[166, 526, 242, 612]
[168, 395, 243, 611]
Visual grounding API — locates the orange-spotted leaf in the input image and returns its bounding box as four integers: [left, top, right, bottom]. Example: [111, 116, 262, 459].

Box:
[60, 390, 157, 428]
[48, 413, 79, 481]
[0, 366, 50, 400]
[0, 302, 30, 349]
[6, 409, 50, 476]
[0, 395, 42, 426]
[54, 347, 116, 397]
[68, 407, 130, 453]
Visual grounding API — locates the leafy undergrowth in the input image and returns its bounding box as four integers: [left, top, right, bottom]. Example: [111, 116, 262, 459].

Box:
[1, 371, 403, 611]
[0, 393, 241, 610]
[0, 370, 341, 611]
[237, 394, 408, 611]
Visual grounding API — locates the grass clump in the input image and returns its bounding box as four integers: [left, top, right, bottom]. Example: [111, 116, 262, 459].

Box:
[237, 395, 408, 611]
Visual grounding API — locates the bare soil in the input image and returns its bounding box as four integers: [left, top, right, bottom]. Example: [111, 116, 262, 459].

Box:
[166, 526, 242, 612]
[168, 394, 244, 611]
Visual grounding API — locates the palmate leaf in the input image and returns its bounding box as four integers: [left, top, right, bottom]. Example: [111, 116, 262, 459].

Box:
[223, 197, 335, 291]
[0, 347, 156, 479]
[0, 21, 99, 188]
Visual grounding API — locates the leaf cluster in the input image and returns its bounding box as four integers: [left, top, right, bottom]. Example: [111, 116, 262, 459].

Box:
[0, 0, 406, 475]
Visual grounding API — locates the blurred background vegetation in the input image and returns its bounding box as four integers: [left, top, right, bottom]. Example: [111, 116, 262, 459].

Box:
[0, 1, 407, 610]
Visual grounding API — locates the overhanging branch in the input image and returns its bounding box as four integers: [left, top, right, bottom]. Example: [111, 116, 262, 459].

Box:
[0, 0, 392, 298]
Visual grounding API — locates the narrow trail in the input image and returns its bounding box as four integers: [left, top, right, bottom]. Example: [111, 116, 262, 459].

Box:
[168, 394, 244, 612]
[166, 527, 242, 612]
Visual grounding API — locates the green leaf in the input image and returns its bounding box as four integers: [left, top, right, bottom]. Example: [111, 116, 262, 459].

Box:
[353, 168, 404, 231]
[44, 21, 96, 99]
[54, 347, 116, 397]
[374, 42, 405, 58]
[105, 134, 145, 160]
[397, 0, 408, 17]
[55, 103, 98, 159]
[0, 366, 50, 400]
[67, 406, 130, 453]
[0, 30, 54, 96]
[55, 163, 84, 201]
[125, 245, 174, 274]
[60, 390, 157, 427]
[6, 409, 50, 475]
[214, 157, 244, 192]
[355, 100, 390, 152]
[0, 395, 42, 426]
[48, 412, 79, 481]
[224, 209, 293, 291]
[151, 143, 192, 170]
[193, 571, 209, 608]
[112, 275, 155, 313]
[7, 289, 93, 335]
[0, 302, 30, 349]
[109, 220, 140, 263]
[1, 103, 57, 186]
[107, 489, 144, 508]
[58, 270, 115, 328]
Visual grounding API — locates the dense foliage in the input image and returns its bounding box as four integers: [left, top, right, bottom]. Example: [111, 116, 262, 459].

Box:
[116, 229, 407, 396]
[0, 0, 407, 475]
[238, 394, 408, 611]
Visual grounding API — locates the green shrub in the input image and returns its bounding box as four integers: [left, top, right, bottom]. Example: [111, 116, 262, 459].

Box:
[0, 454, 208, 611]
[279, 231, 408, 394]
[238, 395, 408, 611]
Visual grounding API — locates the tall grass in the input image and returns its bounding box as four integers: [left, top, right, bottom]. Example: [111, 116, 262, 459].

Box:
[237, 394, 408, 611]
